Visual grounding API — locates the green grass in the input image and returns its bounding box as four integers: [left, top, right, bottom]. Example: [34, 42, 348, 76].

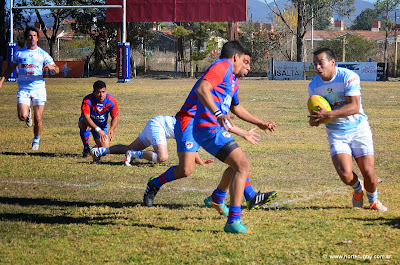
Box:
[0, 78, 399, 264]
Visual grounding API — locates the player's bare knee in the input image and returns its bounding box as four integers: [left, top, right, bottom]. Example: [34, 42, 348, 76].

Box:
[157, 154, 168, 163]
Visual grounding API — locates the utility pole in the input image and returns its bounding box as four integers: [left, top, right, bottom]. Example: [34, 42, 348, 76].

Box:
[395, 12, 398, 77]
[342, 36, 346, 62]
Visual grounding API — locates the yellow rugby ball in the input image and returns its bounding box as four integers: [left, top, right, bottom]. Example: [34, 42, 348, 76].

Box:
[307, 95, 332, 124]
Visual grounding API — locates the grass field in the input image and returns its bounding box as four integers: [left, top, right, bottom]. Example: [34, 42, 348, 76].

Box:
[0, 78, 399, 264]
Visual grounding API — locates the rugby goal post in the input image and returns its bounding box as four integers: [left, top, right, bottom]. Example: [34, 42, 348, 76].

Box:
[9, 0, 130, 82]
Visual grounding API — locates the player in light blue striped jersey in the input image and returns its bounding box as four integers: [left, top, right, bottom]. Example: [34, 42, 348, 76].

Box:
[308, 47, 387, 211]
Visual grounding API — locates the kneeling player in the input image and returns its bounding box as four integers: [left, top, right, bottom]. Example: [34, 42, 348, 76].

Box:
[78, 80, 119, 159]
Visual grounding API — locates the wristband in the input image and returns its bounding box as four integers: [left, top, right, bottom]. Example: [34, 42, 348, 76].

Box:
[95, 127, 101, 132]
[214, 110, 222, 118]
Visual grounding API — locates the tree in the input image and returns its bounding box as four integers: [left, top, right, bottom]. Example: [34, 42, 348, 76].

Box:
[32, 0, 79, 57]
[375, 0, 400, 79]
[172, 22, 227, 77]
[2, 0, 31, 60]
[314, 15, 332, 30]
[317, 34, 378, 61]
[265, 0, 355, 62]
[75, 0, 119, 73]
[126, 22, 158, 73]
[351, 8, 382, 30]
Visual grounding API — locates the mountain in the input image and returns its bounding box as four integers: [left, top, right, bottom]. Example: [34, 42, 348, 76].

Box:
[247, 0, 375, 26]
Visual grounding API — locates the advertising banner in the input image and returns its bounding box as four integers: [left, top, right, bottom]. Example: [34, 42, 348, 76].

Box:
[269, 61, 378, 81]
[45, 61, 84, 78]
[117, 42, 131, 83]
[271, 62, 304, 80]
[7, 43, 17, 82]
[2, 61, 84, 78]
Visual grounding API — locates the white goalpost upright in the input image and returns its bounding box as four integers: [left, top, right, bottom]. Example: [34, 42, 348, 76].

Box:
[8, 0, 130, 82]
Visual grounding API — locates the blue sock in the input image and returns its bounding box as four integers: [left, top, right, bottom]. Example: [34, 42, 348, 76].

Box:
[33, 136, 40, 144]
[244, 176, 257, 201]
[131, 150, 143, 159]
[211, 187, 227, 204]
[151, 166, 176, 188]
[367, 190, 378, 204]
[98, 147, 109, 156]
[351, 178, 363, 193]
[227, 205, 241, 224]
[80, 129, 90, 149]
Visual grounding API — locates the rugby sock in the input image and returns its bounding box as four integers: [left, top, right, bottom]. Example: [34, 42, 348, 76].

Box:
[32, 136, 40, 145]
[367, 190, 378, 204]
[151, 152, 158, 163]
[80, 129, 90, 149]
[351, 178, 363, 193]
[227, 205, 241, 224]
[244, 176, 257, 201]
[130, 150, 143, 159]
[151, 166, 176, 188]
[211, 187, 227, 204]
[97, 147, 109, 156]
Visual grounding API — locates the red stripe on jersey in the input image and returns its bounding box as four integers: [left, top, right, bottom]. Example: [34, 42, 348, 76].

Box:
[214, 87, 225, 94]
[199, 112, 214, 118]
[212, 95, 221, 102]
[184, 102, 196, 109]
[196, 122, 219, 128]
[203, 60, 230, 88]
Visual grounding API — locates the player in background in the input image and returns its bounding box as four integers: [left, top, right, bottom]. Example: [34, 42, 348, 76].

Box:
[203, 51, 277, 217]
[78, 80, 119, 160]
[308, 47, 387, 211]
[90, 115, 214, 166]
[0, 26, 59, 150]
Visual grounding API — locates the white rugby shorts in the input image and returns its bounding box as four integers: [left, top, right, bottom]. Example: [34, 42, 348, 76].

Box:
[139, 118, 168, 147]
[17, 88, 47, 106]
[328, 125, 374, 158]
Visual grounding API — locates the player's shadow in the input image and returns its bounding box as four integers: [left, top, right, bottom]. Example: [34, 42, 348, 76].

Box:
[346, 217, 400, 229]
[0, 196, 220, 232]
[261, 205, 351, 211]
[0, 196, 140, 208]
[0, 151, 79, 158]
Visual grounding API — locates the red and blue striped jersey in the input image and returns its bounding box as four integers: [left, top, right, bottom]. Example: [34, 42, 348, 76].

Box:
[81, 93, 119, 128]
[193, 59, 239, 133]
[176, 58, 239, 132]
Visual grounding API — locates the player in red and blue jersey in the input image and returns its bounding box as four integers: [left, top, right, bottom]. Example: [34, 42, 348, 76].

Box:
[143, 41, 276, 234]
[200, 52, 278, 232]
[78, 80, 119, 159]
[193, 42, 277, 234]
[142, 48, 244, 209]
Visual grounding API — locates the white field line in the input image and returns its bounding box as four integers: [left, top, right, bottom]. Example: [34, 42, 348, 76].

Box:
[1, 180, 348, 208]
[264, 187, 348, 209]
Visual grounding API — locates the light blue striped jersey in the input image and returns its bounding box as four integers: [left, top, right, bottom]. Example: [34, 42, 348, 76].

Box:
[308, 67, 368, 136]
[13, 46, 54, 91]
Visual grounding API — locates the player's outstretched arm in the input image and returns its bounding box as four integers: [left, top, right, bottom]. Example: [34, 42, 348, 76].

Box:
[229, 126, 260, 145]
[108, 116, 118, 142]
[0, 63, 18, 89]
[44, 63, 59, 74]
[231, 104, 276, 133]
[194, 152, 214, 167]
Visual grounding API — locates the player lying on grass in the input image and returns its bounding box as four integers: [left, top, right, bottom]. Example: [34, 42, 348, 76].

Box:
[90, 115, 214, 166]
[78, 80, 119, 158]
[308, 47, 387, 211]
